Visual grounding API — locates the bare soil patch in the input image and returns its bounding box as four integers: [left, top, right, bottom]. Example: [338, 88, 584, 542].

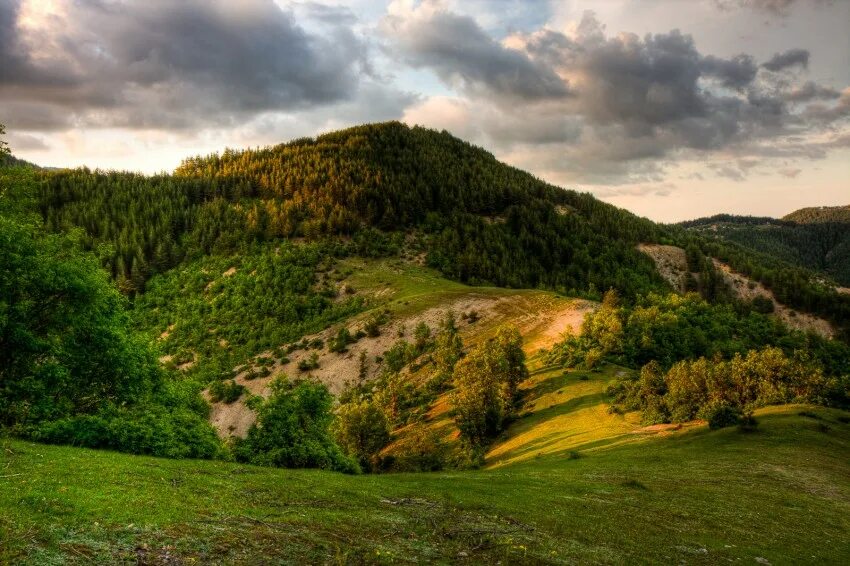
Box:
[637, 244, 689, 292]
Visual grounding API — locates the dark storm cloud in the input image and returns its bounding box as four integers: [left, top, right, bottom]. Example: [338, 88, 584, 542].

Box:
[389, 7, 848, 184]
[714, 0, 834, 17]
[0, 0, 370, 131]
[701, 55, 759, 89]
[382, 7, 569, 101]
[785, 81, 841, 101]
[762, 49, 810, 71]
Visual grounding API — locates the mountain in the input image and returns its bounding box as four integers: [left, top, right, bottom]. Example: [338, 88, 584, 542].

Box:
[784, 205, 850, 224]
[0, 152, 40, 169]
[680, 207, 850, 286]
[2, 123, 849, 563]
[42, 122, 665, 296]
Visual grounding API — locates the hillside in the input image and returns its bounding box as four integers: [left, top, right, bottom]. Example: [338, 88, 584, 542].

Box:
[680, 208, 850, 287]
[3, 401, 848, 563]
[2, 124, 850, 563]
[784, 205, 850, 224]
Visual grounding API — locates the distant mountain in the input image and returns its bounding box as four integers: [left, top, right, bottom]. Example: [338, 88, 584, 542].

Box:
[680, 207, 850, 287]
[783, 205, 850, 225]
[0, 153, 39, 168]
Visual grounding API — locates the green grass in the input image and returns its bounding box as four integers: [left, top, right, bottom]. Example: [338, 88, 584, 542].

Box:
[3, 404, 849, 564]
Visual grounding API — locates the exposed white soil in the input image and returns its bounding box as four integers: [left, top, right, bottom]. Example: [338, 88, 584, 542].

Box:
[711, 259, 834, 338]
[208, 293, 596, 438]
[637, 244, 689, 292]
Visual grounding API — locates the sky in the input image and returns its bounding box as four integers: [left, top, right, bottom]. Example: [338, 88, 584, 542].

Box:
[1, 0, 848, 222]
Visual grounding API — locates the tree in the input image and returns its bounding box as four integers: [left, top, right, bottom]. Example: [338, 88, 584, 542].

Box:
[433, 311, 463, 381]
[0, 123, 10, 160]
[333, 399, 391, 472]
[234, 378, 357, 473]
[450, 325, 527, 452]
[0, 215, 161, 426]
[493, 325, 528, 411]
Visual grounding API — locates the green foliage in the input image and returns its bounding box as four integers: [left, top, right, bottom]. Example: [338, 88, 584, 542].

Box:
[681, 212, 850, 287]
[451, 325, 525, 449]
[0, 123, 9, 160]
[751, 295, 775, 314]
[328, 327, 355, 353]
[413, 321, 432, 352]
[332, 399, 391, 472]
[672, 222, 850, 337]
[432, 311, 463, 383]
[0, 168, 221, 458]
[383, 339, 417, 374]
[297, 352, 320, 372]
[133, 242, 363, 381]
[549, 292, 849, 373]
[208, 380, 245, 404]
[612, 347, 840, 425]
[31, 403, 225, 459]
[702, 400, 742, 430]
[37, 122, 666, 301]
[0, 213, 161, 427]
[234, 378, 357, 473]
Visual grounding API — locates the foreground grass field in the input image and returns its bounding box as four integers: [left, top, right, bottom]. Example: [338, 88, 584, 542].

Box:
[3, 398, 849, 564]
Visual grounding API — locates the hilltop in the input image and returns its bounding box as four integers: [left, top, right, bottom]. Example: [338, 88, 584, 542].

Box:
[680, 206, 850, 287]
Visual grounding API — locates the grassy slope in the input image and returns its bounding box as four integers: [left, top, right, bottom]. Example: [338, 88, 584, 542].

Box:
[4, 372, 849, 564]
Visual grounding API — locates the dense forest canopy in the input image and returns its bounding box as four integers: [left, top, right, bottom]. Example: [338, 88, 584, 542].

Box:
[40, 122, 668, 298]
[679, 210, 850, 288]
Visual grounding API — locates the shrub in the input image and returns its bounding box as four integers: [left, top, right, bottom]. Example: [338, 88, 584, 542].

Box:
[233, 379, 358, 473]
[751, 296, 775, 314]
[329, 327, 354, 353]
[701, 400, 742, 430]
[333, 400, 390, 472]
[209, 380, 245, 403]
[738, 411, 758, 432]
[31, 404, 225, 459]
[381, 430, 447, 472]
[297, 352, 320, 372]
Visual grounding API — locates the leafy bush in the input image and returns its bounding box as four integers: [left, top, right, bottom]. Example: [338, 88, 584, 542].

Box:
[701, 400, 742, 430]
[329, 327, 354, 353]
[333, 399, 391, 472]
[31, 404, 225, 459]
[209, 380, 245, 404]
[297, 352, 320, 372]
[234, 379, 358, 473]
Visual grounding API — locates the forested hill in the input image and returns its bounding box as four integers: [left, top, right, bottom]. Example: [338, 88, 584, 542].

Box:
[40, 122, 666, 297]
[31, 121, 850, 334]
[680, 208, 850, 287]
[784, 205, 850, 224]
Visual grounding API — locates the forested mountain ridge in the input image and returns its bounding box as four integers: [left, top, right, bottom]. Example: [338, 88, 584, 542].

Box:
[679, 207, 850, 287]
[784, 205, 850, 224]
[40, 122, 667, 297]
[29, 122, 850, 338]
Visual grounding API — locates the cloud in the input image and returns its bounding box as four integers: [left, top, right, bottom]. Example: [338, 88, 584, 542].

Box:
[713, 0, 834, 17]
[785, 81, 841, 102]
[0, 0, 371, 132]
[391, 7, 850, 187]
[701, 54, 759, 89]
[382, 1, 569, 101]
[778, 167, 802, 178]
[762, 48, 810, 71]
